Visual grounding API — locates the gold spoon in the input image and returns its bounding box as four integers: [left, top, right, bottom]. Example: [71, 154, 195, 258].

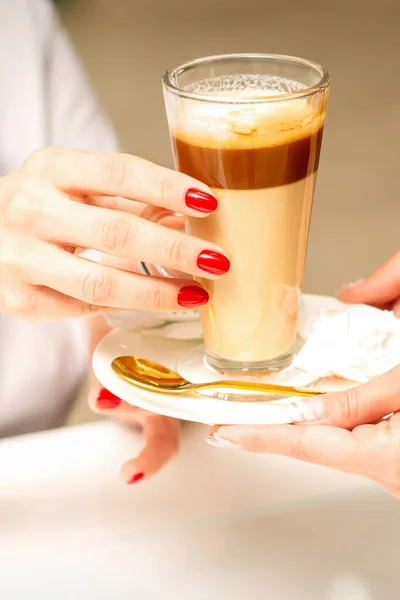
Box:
[111, 356, 325, 401]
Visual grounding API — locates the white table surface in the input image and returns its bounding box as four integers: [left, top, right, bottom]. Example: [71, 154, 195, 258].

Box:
[0, 421, 399, 599]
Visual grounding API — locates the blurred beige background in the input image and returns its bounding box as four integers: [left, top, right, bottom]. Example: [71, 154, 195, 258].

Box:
[59, 0, 400, 423]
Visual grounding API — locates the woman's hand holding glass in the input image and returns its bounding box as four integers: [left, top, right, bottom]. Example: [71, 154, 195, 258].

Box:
[0, 147, 230, 321]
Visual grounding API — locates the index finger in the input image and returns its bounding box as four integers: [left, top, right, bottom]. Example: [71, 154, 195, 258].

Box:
[22, 147, 218, 217]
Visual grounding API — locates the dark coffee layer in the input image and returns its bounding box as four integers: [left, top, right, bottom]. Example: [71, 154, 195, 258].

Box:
[172, 127, 323, 189]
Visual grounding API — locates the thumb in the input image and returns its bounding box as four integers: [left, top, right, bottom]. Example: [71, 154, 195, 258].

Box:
[338, 251, 400, 306]
[289, 364, 400, 429]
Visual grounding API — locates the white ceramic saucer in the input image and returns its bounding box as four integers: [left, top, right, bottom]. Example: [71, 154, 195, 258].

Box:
[93, 294, 356, 425]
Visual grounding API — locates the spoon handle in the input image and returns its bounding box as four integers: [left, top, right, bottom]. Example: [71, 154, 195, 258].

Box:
[193, 380, 325, 398]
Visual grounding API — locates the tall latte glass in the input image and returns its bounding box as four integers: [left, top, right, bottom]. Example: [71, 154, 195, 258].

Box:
[163, 54, 329, 374]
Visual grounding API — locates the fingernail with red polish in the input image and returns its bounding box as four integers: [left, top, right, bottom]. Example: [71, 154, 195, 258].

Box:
[127, 472, 145, 484]
[178, 285, 209, 307]
[197, 250, 230, 275]
[185, 188, 218, 213]
[96, 388, 121, 410]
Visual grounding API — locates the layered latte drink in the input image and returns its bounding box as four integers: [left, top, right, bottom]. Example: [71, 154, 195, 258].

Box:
[163, 56, 329, 372]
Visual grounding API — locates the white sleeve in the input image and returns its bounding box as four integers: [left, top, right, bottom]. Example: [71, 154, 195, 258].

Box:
[36, 3, 181, 333]
[45, 4, 119, 152]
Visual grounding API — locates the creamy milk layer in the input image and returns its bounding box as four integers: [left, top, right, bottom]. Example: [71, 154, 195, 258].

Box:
[188, 174, 316, 362]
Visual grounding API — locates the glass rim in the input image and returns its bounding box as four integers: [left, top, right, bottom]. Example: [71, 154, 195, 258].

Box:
[162, 53, 330, 104]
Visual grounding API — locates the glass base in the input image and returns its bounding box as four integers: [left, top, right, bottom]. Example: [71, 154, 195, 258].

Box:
[204, 347, 294, 374]
[176, 344, 319, 402]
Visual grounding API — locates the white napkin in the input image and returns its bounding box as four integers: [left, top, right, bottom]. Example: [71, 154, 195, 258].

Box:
[141, 319, 203, 340]
[106, 308, 201, 336]
[294, 301, 400, 382]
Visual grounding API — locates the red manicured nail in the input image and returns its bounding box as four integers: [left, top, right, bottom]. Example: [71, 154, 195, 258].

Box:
[185, 188, 218, 213]
[128, 472, 145, 485]
[197, 250, 230, 275]
[178, 285, 209, 307]
[96, 388, 121, 410]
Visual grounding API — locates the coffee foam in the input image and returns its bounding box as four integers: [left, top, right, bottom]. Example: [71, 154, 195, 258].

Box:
[168, 74, 324, 149]
[184, 74, 307, 96]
